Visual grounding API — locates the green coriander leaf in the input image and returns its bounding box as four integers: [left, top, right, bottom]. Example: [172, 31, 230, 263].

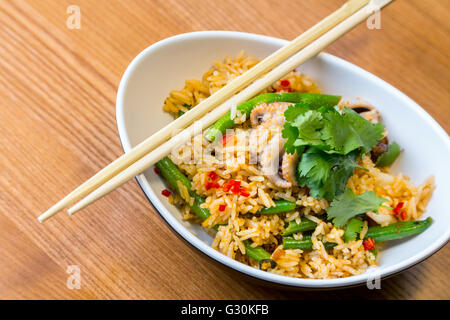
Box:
[283, 102, 311, 122]
[322, 108, 385, 154]
[296, 148, 359, 201]
[343, 217, 364, 242]
[327, 188, 387, 228]
[297, 148, 331, 187]
[283, 103, 321, 154]
[315, 150, 359, 200]
[292, 110, 324, 147]
[282, 124, 299, 155]
[318, 152, 358, 200]
[320, 109, 352, 153]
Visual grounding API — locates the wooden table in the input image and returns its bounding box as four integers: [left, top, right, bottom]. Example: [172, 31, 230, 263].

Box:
[0, 0, 448, 300]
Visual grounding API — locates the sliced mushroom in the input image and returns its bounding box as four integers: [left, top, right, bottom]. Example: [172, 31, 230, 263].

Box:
[249, 102, 292, 128]
[259, 133, 292, 188]
[250, 102, 300, 188]
[371, 137, 389, 163]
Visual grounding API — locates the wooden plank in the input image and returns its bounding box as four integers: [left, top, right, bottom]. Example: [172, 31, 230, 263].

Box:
[0, 0, 448, 299]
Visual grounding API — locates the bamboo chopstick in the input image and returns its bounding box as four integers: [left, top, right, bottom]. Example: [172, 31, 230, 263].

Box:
[67, 0, 394, 216]
[37, 0, 371, 222]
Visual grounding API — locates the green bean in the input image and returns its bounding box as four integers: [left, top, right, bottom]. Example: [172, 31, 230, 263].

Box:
[257, 200, 297, 215]
[155, 157, 210, 221]
[282, 215, 327, 236]
[243, 240, 277, 270]
[204, 92, 341, 142]
[283, 218, 433, 251]
[344, 217, 364, 243]
[364, 217, 433, 242]
[243, 240, 271, 261]
[282, 236, 337, 250]
[375, 141, 401, 167]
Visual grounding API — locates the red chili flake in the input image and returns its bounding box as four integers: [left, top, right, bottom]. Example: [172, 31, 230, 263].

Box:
[230, 180, 242, 194]
[400, 211, 407, 221]
[223, 180, 244, 194]
[363, 238, 376, 251]
[280, 79, 290, 87]
[238, 186, 250, 197]
[161, 189, 171, 197]
[220, 134, 233, 146]
[222, 180, 236, 193]
[219, 204, 227, 212]
[205, 182, 220, 190]
[207, 171, 218, 181]
[393, 202, 404, 215]
[153, 167, 161, 174]
[240, 189, 250, 197]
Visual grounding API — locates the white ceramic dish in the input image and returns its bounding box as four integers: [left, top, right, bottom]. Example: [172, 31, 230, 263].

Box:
[116, 31, 450, 289]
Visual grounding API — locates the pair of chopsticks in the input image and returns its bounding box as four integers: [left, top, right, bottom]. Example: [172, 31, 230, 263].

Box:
[38, 0, 393, 223]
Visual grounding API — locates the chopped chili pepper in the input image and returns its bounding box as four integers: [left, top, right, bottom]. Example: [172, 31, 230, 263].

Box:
[222, 180, 236, 193]
[153, 167, 161, 174]
[219, 204, 227, 212]
[207, 171, 219, 181]
[280, 79, 290, 87]
[205, 182, 220, 190]
[230, 180, 241, 194]
[400, 211, 407, 221]
[220, 134, 232, 146]
[240, 191, 250, 197]
[161, 189, 171, 197]
[239, 186, 250, 197]
[223, 180, 245, 195]
[363, 238, 376, 251]
[393, 202, 404, 215]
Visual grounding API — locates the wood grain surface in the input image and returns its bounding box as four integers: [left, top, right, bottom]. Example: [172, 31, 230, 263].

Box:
[0, 0, 449, 300]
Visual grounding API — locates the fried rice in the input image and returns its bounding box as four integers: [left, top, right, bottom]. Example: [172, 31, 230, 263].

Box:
[160, 52, 435, 279]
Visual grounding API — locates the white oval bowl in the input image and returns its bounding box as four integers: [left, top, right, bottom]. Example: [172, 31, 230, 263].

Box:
[116, 31, 450, 289]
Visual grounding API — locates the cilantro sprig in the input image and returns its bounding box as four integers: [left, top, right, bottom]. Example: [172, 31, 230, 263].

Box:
[321, 108, 385, 154]
[282, 105, 384, 156]
[327, 188, 387, 228]
[296, 148, 360, 201]
[283, 102, 385, 202]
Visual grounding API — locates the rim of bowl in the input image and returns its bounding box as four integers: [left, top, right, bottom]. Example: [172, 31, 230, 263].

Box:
[116, 30, 450, 288]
